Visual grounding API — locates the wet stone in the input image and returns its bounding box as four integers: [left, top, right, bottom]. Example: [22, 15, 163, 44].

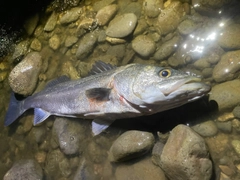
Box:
[24, 13, 39, 35]
[76, 32, 98, 59]
[212, 50, 240, 83]
[86, 141, 107, 163]
[65, 35, 78, 47]
[115, 157, 166, 180]
[49, 34, 61, 50]
[233, 106, 240, 119]
[11, 40, 30, 62]
[44, 11, 58, 31]
[143, 0, 163, 18]
[106, 13, 137, 38]
[153, 36, 180, 61]
[192, 120, 218, 137]
[193, 58, 211, 70]
[209, 79, 240, 111]
[53, 117, 86, 155]
[59, 7, 82, 25]
[93, 0, 116, 11]
[8, 52, 42, 95]
[178, 19, 198, 35]
[96, 4, 118, 26]
[155, 1, 184, 35]
[218, 23, 240, 50]
[30, 38, 42, 51]
[108, 130, 155, 162]
[4, 159, 43, 180]
[216, 121, 232, 133]
[159, 125, 212, 180]
[132, 35, 156, 57]
[231, 140, 240, 155]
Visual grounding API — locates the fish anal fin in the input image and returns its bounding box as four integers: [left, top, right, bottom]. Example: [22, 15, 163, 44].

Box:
[45, 75, 70, 88]
[89, 61, 116, 75]
[85, 88, 111, 101]
[33, 108, 51, 125]
[92, 119, 114, 136]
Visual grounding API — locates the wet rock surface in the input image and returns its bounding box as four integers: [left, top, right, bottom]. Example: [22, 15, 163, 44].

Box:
[8, 52, 42, 95]
[132, 35, 156, 57]
[159, 125, 212, 180]
[4, 159, 43, 180]
[109, 130, 155, 162]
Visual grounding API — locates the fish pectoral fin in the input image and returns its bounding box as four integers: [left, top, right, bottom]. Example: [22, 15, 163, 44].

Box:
[33, 108, 51, 125]
[85, 88, 111, 101]
[92, 119, 114, 136]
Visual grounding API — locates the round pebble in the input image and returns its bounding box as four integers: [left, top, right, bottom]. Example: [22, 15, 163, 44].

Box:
[49, 34, 61, 50]
[192, 120, 218, 137]
[96, 4, 118, 26]
[108, 130, 155, 162]
[106, 13, 137, 38]
[132, 35, 156, 57]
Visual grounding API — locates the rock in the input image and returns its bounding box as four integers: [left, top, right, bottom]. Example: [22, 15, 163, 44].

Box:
[209, 79, 240, 111]
[59, 7, 82, 25]
[8, 52, 42, 95]
[86, 141, 107, 163]
[151, 141, 165, 165]
[159, 125, 212, 180]
[218, 24, 240, 49]
[193, 58, 211, 69]
[143, 0, 163, 18]
[65, 35, 78, 47]
[76, 32, 98, 59]
[212, 50, 240, 82]
[106, 36, 126, 44]
[93, 0, 116, 11]
[11, 40, 30, 62]
[30, 38, 42, 51]
[49, 34, 61, 50]
[44, 11, 58, 31]
[23, 13, 39, 35]
[216, 121, 232, 133]
[96, 4, 118, 26]
[120, 2, 142, 19]
[231, 140, 240, 155]
[132, 35, 156, 57]
[108, 130, 155, 162]
[4, 159, 43, 180]
[106, 44, 125, 61]
[0, 71, 8, 82]
[106, 13, 138, 38]
[133, 18, 148, 36]
[192, 121, 218, 137]
[153, 36, 180, 60]
[233, 106, 240, 118]
[61, 60, 80, 79]
[29, 126, 47, 144]
[53, 117, 86, 155]
[155, 1, 184, 35]
[178, 19, 198, 35]
[115, 157, 166, 180]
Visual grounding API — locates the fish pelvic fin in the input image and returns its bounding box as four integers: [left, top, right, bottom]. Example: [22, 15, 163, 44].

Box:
[4, 93, 26, 126]
[33, 108, 51, 125]
[92, 119, 114, 136]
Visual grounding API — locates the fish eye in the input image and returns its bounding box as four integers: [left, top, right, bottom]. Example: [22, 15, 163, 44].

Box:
[159, 69, 171, 78]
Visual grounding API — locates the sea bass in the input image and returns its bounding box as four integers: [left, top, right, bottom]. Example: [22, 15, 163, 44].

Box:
[4, 61, 211, 135]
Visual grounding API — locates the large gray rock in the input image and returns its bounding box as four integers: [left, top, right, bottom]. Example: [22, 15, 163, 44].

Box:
[159, 125, 212, 180]
[52, 117, 87, 155]
[106, 13, 137, 38]
[9, 52, 42, 95]
[96, 4, 118, 26]
[209, 79, 240, 111]
[218, 23, 240, 50]
[213, 50, 240, 82]
[115, 157, 166, 180]
[76, 32, 98, 59]
[44, 11, 58, 31]
[109, 130, 155, 162]
[4, 159, 43, 180]
[59, 7, 82, 25]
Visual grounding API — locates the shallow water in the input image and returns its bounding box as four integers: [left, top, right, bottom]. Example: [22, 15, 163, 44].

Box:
[1, 0, 240, 179]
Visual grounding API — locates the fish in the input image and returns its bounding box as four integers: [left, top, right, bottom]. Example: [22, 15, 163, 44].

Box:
[4, 61, 211, 135]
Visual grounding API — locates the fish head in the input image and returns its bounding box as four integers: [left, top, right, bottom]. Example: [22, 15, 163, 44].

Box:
[115, 64, 211, 112]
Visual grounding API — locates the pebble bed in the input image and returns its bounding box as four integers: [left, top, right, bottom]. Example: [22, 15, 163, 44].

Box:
[1, 0, 240, 179]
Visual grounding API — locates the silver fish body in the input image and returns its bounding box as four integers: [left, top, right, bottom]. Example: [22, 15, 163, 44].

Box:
[4, 61, 211, 135]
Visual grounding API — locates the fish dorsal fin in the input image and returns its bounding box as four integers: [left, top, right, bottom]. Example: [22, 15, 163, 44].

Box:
[85, 88, 111, 101]
[89, 61, 116, 75]
[45, 75, 70, 88]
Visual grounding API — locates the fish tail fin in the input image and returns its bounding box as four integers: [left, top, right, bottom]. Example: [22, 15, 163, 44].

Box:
[4, 93, 26, 126]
